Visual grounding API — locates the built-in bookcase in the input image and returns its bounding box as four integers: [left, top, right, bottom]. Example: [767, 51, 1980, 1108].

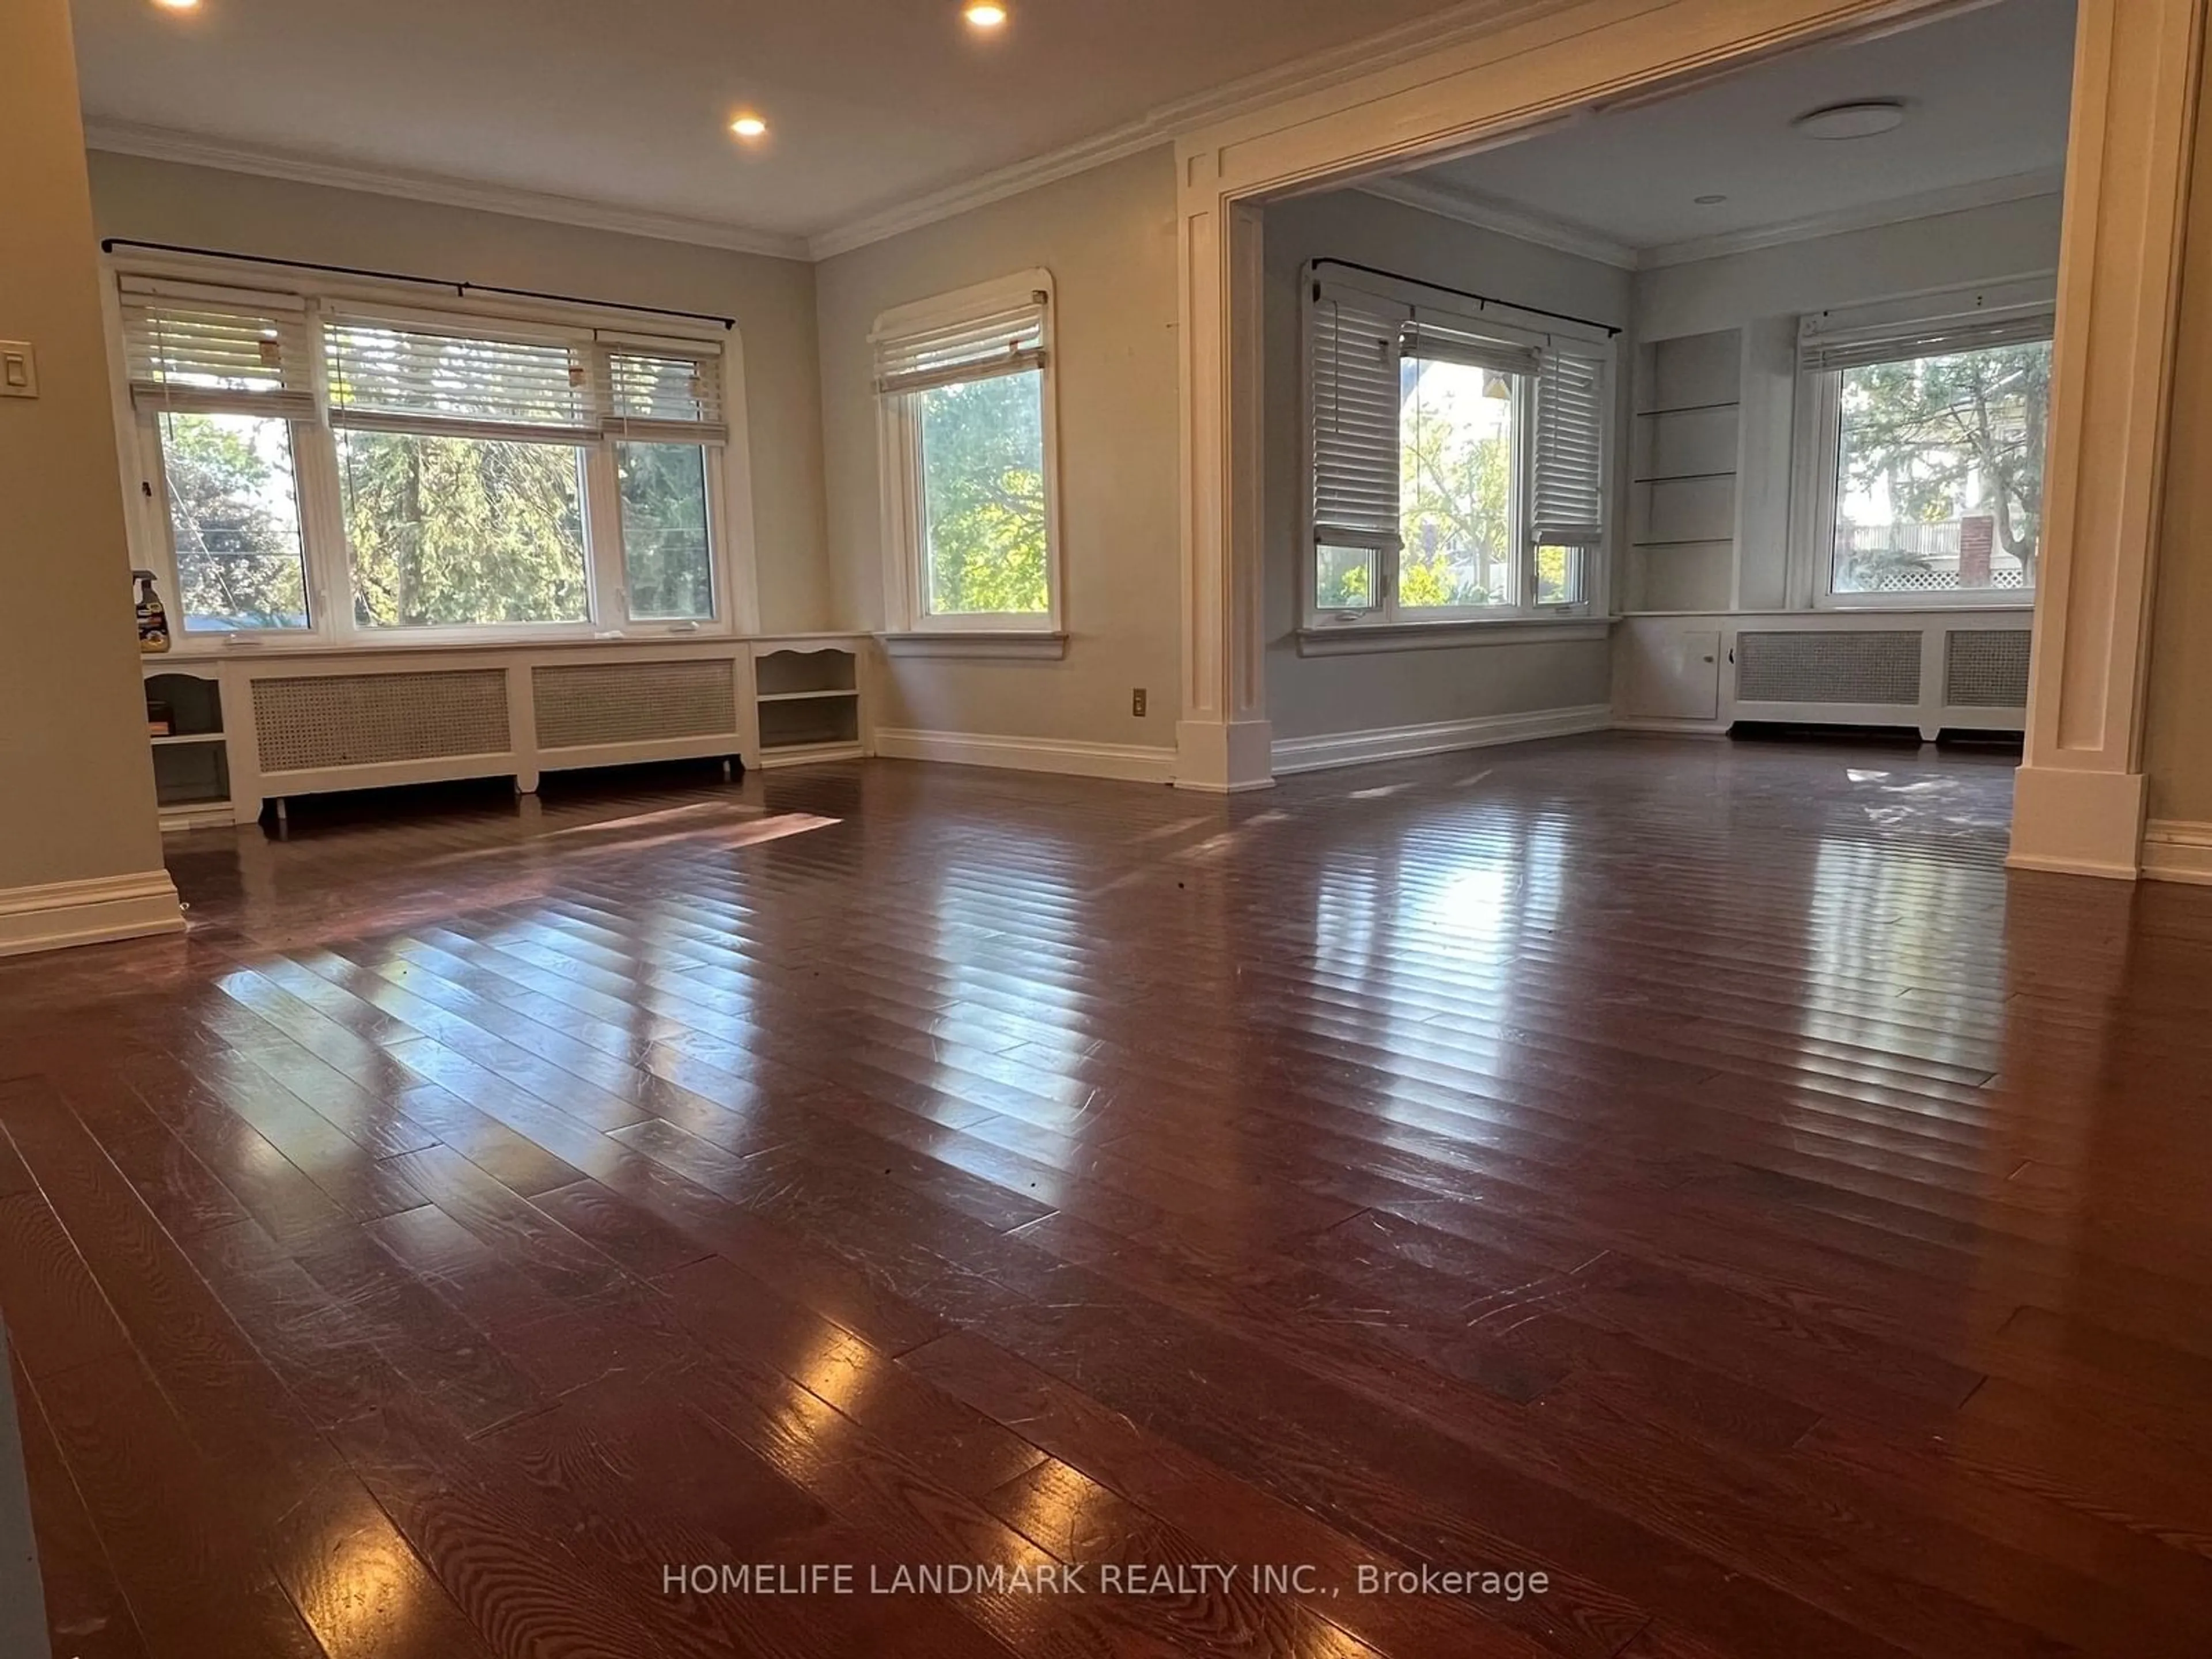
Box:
[752, 645, 863, 765]
[1629, 328, 1742, 613]
[143, 667, 233, 829]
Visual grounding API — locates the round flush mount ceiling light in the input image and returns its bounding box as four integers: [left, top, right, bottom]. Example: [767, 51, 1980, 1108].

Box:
[152, 0, 202, 10]
[1694, 193, 1728, 205]
[1792, 100, 1907, 141]
[964, 2, 1010, 29]
[730, 113, 768, 141]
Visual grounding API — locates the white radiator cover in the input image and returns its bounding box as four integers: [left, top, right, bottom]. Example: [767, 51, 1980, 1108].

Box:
[1615, 611, 2031, 738]
[253, 669, 510, 774]
[533, 659, 738, 751]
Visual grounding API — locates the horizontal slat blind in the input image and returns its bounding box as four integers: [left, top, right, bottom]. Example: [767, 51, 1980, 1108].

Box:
[1532, 346, 1606, 547]
[1800, 308, 2054, 373]
[324, 313, 599, 444]
[874, 295, 1048, 396]
[120, 282, 316, 420]
[1400, 316, 1540, 379]
[602, 346, 729, 443]
[1310, 283, 1407, 548]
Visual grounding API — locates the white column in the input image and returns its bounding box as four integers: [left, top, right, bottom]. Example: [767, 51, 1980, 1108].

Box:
[2011, 0, 2208, 877]
[1175, 165, 1274, 793]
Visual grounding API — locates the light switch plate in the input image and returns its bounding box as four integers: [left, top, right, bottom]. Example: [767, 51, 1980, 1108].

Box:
[0, 343, 35, 399]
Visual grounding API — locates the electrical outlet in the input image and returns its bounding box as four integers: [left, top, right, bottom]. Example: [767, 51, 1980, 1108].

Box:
[1131, 688, 1147, 717]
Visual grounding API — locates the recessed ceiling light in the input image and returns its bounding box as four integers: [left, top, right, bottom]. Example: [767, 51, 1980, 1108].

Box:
[964, 1, 1009, 28]
[730, 114, 768, 141]
[1792, 100, 1907, 141]
[1694, 194, 1728, 205]
[152, 0, 201, 10]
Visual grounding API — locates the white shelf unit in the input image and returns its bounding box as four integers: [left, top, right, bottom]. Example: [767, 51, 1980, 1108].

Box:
[142, 665, 234, 831]
[1629, 329, 1743, 615]
[752, 644, 864, 766]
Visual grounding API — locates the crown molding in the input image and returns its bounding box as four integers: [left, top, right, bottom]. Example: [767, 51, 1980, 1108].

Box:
[81, 119, 813, 262]
[1355, 176, 1639, 270]
[804, 0, 1545, 261]
[1636, 167, 2066, 269]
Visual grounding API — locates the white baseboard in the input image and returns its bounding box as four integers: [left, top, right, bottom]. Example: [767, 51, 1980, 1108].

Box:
[0, 869, 186, 959]
[2142, 820, 2212, 885]
[1271, 704, 1613, 775]
[873, 727, 1177, 785]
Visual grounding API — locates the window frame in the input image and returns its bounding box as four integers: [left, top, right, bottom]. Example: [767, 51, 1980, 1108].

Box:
[1790, 284, 2054, 613]
[1300, 266, 1610, 641]
[873, 269, 1064, 642]
[105, 260, 752, 657]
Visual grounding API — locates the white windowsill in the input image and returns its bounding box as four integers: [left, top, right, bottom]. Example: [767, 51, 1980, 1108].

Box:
[1295, 617, 1609, 657]
[140, 628, 873, 667]
[879, 630, 1068, 661]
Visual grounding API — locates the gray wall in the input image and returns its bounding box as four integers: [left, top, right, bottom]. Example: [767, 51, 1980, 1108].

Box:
[1263, 189, 1628, 741]
[1628, 192, 2065, 615]
[1634, 192, 2066, 343]
[814, 146, 1182, 747]
[86, 152, 834, 633]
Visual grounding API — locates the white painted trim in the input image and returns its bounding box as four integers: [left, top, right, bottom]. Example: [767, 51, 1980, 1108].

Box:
[1638, 171, 2067, 269]
[1272, 704, 1613, 775]
[879, 632, 1069, 661]
[0, 870, 185, 959]
[2141, 820, 2212, 885]
[1356, 177, 1639, 269]
[875, 727, 1177, 785]
[1297, 619, 1609, 656]
[83, 120, 812, 262]
[808, 0, 1539, 260]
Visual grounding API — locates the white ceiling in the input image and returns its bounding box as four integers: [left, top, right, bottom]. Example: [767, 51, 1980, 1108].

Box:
[70, 0, 1472, 251]
[1398, 0, 2076, 257]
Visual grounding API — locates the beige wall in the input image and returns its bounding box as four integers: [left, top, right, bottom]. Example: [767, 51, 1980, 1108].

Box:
[815, 147, 1182, 745]
[85, 152, 832, 633]
[2144, 26, 2212, 827]
[1263, 189, 1626, 740]
[0, 2, 169, 896]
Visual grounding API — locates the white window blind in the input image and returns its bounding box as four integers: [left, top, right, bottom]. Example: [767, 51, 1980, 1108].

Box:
[1309, 283, 1407, 548]
[1533, 347, 1607, 546]
[1399, 315, 1541, 380]
[601, 343, 729, 442]
[1799, 306, 2055, 374]
[324, 312, 599, 443]
[873, 293, 1048, 396]
[119, 279, 316, 421]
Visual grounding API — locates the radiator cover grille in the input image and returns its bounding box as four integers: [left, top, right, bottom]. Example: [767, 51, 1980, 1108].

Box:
[1736, 631, 1921, 706]
[253, 670, 510, 773]
[1944, 629, 2032, 708]
[532, 659, 737, 751]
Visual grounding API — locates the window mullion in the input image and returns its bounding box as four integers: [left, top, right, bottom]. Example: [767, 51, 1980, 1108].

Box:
[585, 442, 626, 626]
[297, 416, 350, 640]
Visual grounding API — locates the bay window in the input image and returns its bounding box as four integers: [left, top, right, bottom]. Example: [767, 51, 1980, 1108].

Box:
[1305, 270, 1609, 631]
[118, 272, 733, 649]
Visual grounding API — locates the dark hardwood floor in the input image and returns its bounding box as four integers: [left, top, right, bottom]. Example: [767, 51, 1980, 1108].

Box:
[5, 732, 2212, 1658]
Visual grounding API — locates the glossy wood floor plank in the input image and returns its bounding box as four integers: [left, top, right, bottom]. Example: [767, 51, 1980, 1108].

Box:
[5, 734, 2211, 1657]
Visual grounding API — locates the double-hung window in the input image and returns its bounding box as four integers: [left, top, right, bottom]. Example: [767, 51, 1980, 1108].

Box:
[873, 271, 1059, 637]
[119, 272, 734, 646]
[1797, 298, 2052, 605]
[122, 281, 320, 634]
[1306, 270, 1608, 631]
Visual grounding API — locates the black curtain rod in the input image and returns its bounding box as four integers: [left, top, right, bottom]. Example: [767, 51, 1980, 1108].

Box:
[1312, 257, 1620, 338]
[99, 238, 737, 331]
